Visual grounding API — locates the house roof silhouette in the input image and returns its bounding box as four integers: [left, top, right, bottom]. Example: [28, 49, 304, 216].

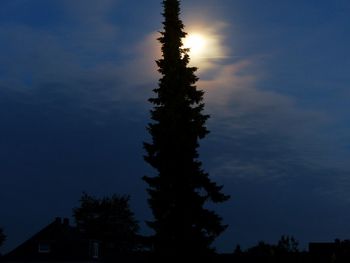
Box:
[3, 217, 99, 261]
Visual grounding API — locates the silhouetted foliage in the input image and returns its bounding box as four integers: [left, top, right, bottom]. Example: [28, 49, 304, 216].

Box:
[243, 238, 304, 263]
[143, 0, 229, 258]
[0, 227, 5, 248]
[73, 193, 139, 257]
[277, 235, 299, 253]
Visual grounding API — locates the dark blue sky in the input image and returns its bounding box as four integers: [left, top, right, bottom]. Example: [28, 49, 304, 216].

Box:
[1, 0, 350, 253]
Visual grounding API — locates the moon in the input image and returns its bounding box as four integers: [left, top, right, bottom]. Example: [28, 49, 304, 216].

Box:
[182, 30, 225, 71]
[183, 33, 207, 58]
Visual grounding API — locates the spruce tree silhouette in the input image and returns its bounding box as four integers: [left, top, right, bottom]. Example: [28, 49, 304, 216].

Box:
[143, 0, 229, 258]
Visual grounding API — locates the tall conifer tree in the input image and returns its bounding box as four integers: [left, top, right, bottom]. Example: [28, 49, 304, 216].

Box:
[143, 0, 229, 257]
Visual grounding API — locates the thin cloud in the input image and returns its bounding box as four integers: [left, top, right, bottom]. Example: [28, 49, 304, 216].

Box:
[196, 54, 350, 204]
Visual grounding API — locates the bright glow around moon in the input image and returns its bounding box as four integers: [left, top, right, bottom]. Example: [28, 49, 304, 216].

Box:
[183, 33, 207, 58]
[182, 28, 227, 71]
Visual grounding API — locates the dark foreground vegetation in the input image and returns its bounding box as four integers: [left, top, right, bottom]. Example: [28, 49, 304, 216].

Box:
[2, 216, 350, 263]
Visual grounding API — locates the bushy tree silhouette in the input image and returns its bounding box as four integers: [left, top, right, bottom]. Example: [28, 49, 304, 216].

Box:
[143, 0, 229, 257]
[73, 193, 139, 257]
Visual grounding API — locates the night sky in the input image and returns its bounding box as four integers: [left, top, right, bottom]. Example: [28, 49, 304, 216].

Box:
[1, 0, 350, 254]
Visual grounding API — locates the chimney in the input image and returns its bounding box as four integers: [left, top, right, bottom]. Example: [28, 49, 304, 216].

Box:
[63, 218, 70, 226]
[55, 217, 62, 224]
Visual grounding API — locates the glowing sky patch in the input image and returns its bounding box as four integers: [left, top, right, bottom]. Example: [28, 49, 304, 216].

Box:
[181, 23, 228, 71]
[183, 33, 207, 58]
